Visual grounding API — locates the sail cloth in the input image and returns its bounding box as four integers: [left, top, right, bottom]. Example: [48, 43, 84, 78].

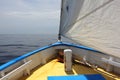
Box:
[59, 0, 120, 58]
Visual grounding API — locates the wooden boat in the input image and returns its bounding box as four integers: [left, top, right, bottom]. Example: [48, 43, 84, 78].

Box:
[0, 42, 120, 80]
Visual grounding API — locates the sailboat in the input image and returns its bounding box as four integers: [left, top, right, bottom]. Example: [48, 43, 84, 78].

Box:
[0, 0, 120, 80]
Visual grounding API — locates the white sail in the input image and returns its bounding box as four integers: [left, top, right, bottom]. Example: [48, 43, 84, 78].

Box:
[60, 0, 120, 58]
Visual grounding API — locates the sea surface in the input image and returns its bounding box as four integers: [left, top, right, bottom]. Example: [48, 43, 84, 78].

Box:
[0, 34, 60, 66]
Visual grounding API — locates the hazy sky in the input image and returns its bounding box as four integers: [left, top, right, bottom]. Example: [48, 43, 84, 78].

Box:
[0, 0, 61, 34]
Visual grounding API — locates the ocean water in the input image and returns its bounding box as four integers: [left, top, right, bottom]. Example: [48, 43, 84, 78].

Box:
[0, 34, 58, 66]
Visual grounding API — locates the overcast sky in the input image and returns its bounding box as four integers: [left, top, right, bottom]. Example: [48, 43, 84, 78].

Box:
[0, 0, 61, 34]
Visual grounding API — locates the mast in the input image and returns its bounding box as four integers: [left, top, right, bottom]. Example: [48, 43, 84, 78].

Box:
[58, 0, 63, 41]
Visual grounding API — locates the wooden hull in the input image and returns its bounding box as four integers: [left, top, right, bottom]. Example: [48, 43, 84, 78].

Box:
[0, 42, 120, 80]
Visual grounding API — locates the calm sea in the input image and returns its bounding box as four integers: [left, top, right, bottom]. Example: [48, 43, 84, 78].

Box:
[0, 34, 58, 65]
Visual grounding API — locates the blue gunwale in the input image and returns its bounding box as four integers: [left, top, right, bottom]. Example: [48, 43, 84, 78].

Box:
[0, 41, 102, 71]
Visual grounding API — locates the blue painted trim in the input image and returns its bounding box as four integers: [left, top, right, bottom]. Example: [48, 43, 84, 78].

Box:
[0, 45, 54, 71]
[53, 41, 102, 53]
[0, 41, 102, 71]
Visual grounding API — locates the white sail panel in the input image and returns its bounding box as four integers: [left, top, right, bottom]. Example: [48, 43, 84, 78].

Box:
[60, 0, 120, 58]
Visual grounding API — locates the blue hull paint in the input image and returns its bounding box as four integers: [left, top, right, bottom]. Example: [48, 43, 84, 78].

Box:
[0, 41, 102, 71]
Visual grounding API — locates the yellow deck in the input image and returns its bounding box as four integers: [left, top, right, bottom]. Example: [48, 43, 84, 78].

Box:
[19, 59, 120, 80]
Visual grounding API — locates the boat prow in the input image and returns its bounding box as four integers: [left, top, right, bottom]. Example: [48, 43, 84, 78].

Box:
[0, 42, 120, 80]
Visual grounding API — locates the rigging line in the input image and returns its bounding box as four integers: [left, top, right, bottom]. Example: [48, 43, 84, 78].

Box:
[64, 0, 114, 33]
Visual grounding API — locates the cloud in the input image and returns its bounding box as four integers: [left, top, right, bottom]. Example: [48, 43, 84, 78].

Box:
[3, 10, 60, 19]
[0, 0, 60, 19]
[0, 0, 60, 11]
[0, 0, 60, 34]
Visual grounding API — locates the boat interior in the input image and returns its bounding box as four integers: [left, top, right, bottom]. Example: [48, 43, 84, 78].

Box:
[19, 59, 120, 80]
[0, 42, 120, 80]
